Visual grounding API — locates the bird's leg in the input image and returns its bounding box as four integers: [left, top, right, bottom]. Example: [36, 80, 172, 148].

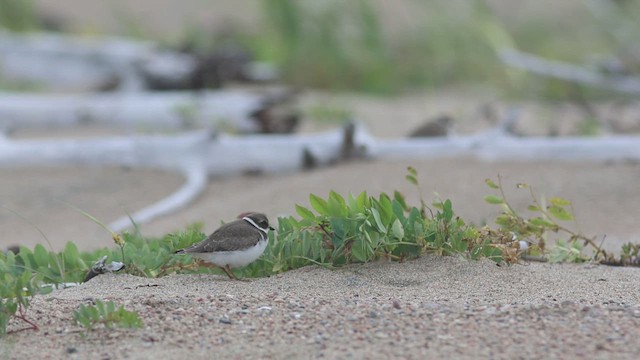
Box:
[196, 260, 231, 279]
[195, 260, 249, 281]
[221, 265, 239, 280]
[223, 265, 252, 282]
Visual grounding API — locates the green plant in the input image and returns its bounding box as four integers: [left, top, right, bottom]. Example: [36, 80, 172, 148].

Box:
[73, 300, 142, 331]
[0, 252, 49, 335]
[240, 167, 505, 277]
[0, 0, 37, 31]
[549, 240, 588, 263]
[305, 103, 353, 125]
[483, 176, 607, 263]
[258, 0, 393, 92]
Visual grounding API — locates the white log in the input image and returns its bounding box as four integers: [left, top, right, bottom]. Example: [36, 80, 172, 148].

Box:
[0, 31, 196, 91]
[499, 49, 640, 95]
[108, 166, 209, 232]
[0, 128, 348, 175]
[0, 90, 266, 134]
[2, 125, 639, 230]
[371, 133, 640, 162]
[0, 128, 348, 230]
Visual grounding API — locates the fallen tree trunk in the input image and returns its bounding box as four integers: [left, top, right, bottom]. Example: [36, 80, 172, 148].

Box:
[0, 88, 296, 134]
[0, 31, 195, 92]
[0, 90, 259, 133]
[371, 132, 640, 162]
[0, 128, 348, 231]
[499, 49, 640, 96]
[0, 31, 277, 92]
[2, 125, 638, 230]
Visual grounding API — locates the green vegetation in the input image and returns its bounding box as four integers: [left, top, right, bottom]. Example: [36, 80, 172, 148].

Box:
[3, 0, 633, 99]
[73, 300, 142, 331]
[0, 0, 37, 32]
[2, 169, 638, 335]
[251, 0, 623, 98]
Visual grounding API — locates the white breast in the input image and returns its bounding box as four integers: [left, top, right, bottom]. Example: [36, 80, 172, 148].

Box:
[192, 239, 268, 268]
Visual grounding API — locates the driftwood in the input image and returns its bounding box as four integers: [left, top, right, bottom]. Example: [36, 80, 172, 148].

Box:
[1, 90, 258, 134]
[0, 31, 276, 92]
[0, 128, 350, 231]
[1, 124, 639, 231]
[0, 31, 195, 91]
[499, 49, 640, 96]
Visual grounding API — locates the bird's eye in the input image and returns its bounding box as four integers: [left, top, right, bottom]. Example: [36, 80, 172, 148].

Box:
[259, 220, 268, 228]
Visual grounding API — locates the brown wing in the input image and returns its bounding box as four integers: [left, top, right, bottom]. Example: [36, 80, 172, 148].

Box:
[179, 219, 264, 253]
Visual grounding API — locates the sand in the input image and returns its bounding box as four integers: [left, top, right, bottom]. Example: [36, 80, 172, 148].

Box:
[2, 256, 640, 359]
[2, 156, 640, 359]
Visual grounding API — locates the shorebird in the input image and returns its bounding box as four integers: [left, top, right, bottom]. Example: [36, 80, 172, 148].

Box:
[175, 212, 273, 280]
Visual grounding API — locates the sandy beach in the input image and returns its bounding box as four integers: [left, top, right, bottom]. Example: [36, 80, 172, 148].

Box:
[3, 255, 640, 359]
[2, 156, 640, 359]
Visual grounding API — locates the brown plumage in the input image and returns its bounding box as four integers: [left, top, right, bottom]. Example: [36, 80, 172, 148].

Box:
[174, 212, 273, 280]
[177, 213, 271, 253]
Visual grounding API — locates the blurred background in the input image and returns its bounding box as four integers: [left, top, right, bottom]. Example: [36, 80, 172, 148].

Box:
[1, 0, 639, 251]
[3, 0, 639, 99]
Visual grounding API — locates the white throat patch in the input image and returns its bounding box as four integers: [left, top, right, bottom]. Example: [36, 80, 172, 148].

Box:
[243, 217, 269, 238]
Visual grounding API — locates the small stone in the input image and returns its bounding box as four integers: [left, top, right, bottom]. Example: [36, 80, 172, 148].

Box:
[375, 331, 388, 339]
[219, 316, 232, 325]
[66, 347, 77, 354]
[392, 301, 401, 310]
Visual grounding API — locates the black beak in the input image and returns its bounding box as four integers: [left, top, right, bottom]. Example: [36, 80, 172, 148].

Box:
[269, 226, 275, 231]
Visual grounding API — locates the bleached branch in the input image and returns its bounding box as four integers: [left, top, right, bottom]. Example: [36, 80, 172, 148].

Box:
[2, 124, 639, 230]
[499, 49, 640, 95]
[0, 90, 273, 134]
[108, 166, 209, 232]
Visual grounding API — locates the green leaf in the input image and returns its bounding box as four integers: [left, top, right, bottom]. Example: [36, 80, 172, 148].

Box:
[495, 214, 514, 228]
[351, 238, 368, 262]
[527, 205, 540, 211]
[393, 190, 409, 212]
[391, 219, 405, 240]
[33, 244, 49, 268]
[309, 194, 329, 215]
[370, 208, 387, 234]
[391, 200, 406, 222]
[529, 217, 556, 228]
[484, 195, 504, 204]
[328, 191, 348, 217]
[407, 166, 417, 177]
[549, 197, 571, 207]
[329, 191, 346, 208]
[295, 204, 315, 220]
[548, 205, 573, 221]
[356, 191, 368, 211]
[377, 193, 393, 225]
[442, 199, 453, 222]
[485, 178, 499, 189]
[405, 174, 417, 186]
